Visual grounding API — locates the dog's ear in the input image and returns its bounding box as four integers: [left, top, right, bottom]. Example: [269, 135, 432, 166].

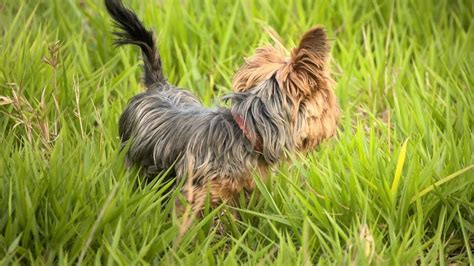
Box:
[291, 26, 329, 68]
[277, 27, 330, 99]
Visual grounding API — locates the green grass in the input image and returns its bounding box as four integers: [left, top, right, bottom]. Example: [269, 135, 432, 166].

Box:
[0, 0, 472, 264]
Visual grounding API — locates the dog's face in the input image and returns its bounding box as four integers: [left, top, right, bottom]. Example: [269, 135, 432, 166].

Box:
[233, 27, 339, 152]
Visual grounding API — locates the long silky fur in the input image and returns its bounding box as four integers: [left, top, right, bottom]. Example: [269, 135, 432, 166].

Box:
[106, 0, 339, 206]
[119, 79, 291, 184]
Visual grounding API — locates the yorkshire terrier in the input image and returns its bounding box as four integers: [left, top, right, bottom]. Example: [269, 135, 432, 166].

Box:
[105, 0, 339, 211]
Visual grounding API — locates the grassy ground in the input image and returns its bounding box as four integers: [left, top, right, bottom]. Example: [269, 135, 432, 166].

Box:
[0, 0, 472, 264]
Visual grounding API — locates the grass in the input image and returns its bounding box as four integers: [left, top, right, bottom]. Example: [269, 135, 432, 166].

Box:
[0, 0, 472, 264]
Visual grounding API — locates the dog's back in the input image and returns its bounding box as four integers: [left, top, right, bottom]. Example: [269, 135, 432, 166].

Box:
[105, 1, 254, 180]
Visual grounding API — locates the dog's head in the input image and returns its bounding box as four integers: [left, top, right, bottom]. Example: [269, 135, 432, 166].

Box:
[232, 27, 339, 153]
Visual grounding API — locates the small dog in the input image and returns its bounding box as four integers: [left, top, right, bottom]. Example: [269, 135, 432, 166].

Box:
[105, 0, 339, 210]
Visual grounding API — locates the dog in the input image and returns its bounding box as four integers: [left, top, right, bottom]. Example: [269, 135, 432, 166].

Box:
[105, 0, 339, 211]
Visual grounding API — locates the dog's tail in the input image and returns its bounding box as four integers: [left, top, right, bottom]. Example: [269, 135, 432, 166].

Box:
[105, 0, 165, 87]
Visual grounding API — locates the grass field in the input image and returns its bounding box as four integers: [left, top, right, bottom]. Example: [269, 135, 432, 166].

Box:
[0, 0, 473, 264]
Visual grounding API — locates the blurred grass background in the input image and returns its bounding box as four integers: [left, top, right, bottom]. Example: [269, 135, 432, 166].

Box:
[0, 0, 472, 264]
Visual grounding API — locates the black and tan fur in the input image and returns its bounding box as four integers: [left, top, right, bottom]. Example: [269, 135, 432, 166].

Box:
[105, 0, 339, 210]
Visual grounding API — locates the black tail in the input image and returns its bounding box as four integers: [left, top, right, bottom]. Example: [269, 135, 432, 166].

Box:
[105, 0, 165, 87]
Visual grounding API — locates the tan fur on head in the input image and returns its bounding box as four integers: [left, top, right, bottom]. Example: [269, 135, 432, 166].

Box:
[232, 26, 340, 151]
[232, 46, 287, 93]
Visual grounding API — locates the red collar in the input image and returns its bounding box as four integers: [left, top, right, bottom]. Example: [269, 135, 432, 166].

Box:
[231, 111, 263, 153]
